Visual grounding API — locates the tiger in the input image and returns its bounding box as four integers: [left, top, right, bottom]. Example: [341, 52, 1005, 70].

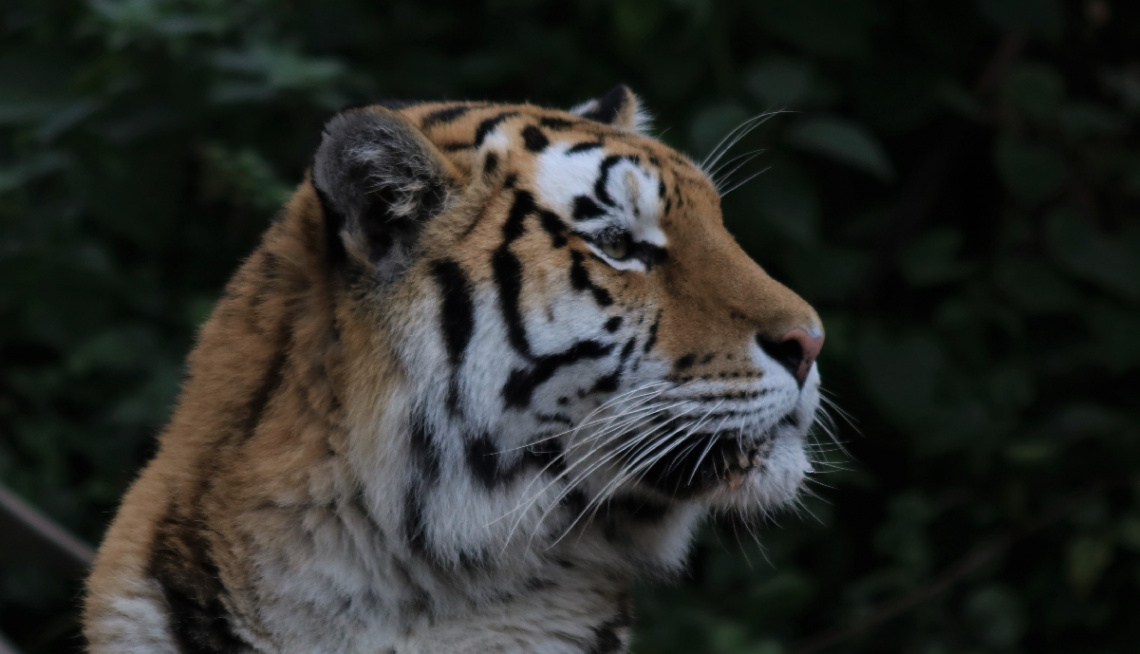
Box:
[83, 85, 825, 654]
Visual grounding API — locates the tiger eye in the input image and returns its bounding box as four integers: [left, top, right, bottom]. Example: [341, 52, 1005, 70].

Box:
[599, 236, 630, 260]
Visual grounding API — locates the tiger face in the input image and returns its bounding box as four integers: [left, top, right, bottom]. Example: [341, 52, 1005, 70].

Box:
[314, 85, 823, 565]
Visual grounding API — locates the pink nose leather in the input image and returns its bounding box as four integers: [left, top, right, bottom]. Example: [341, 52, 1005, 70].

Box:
[780, 328, 824, 386]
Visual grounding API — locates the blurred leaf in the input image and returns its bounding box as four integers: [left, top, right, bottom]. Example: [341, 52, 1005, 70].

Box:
[1045, 208, 1140, 301]
[935, 81, 986, 121]
[874, 494, 933, 576]
[752, 0, 877, 58]
[1004, 440, 1056, 464]
[209, 43, 347, 108]
[1056, 102, 1124, 138]
[1067, 536, 1113, 595]
[67, 325, 160, 375]
[784, 116, 894, 180]
[732, 162, 820, 245]
[781, 244, 870, 303]
[86, 0, 228, 48]
[1003, 62, 1064, 122]
[94, 102, 182, 143]
[0, 152, 69, 194]
[1033, 403, 1130, 443]
[1084, 300, 1140, 372]
[897, 228, 974, 286]
[984, 363, 1034, 412]
[689, 102, 752, 162]
[964, 585, 1025, 648]
[1119, 516, 1140, 552]
[743, 57, 814, 107]
[200, 144, 292, 213]
[857, 328, 945, 431]
[992, 259, 1081, 312]
[611, 0, 663, 45]
[993, 136, 1066, 203]
[108, 363, 182, 426]
[0, 53, 77, 124]
[1102, 68, 1140, 113]
[974, 0, 1063, 39]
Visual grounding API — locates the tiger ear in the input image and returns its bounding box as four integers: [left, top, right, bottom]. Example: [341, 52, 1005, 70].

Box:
[312, 107, 458, 284]
[569, 84, 652, 134]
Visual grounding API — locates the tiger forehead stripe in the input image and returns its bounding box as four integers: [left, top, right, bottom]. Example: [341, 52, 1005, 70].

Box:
[530, 140, 669, 261]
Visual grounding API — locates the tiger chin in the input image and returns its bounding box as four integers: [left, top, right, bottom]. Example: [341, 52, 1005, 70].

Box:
[84, 85, 824, 654]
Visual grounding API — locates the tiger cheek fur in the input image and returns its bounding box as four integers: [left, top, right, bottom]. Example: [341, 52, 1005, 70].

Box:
[84, 85, 824, 654]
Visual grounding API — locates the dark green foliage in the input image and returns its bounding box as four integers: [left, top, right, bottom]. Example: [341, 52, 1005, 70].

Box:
[2, 0, 1138, 651]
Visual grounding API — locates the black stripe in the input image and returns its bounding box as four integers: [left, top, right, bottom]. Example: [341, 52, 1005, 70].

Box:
[682, 389, 768, 402]
[483, 151, 499, 176]
[403, 489, 430, 558]
[521, 125, 550, 152]
[572, 195, 606, 221]
[148, 513, 250, 653]
[604, 316, 623, 332]
[643, 313, 660, 353]
[601, 494, 671, 522]
[502, 340, 614, 409]
[466, 431, 565, 489]
[407, 414, 441, 483]
[431, 260, 475, 367]
[239, 333, 288, 441]
[421, 105, 471, 129]
[569, 250, 613, 307]
[594, 155, 624, 207]
[315, 185, 348, 267]
[540, 116, 576, 130]
[585, 621, 623, 654]
[404, 414, 441, 557]
[579, 86, 628, 126]
[493, 191, 537, 358]
[503, 190, 534, 241]
[431, 259, 476, 416]
[493, 249, 530, 358]
[538, 210, 567, 248]
[465, 432, 500, 490]
[536, 412, 574, 425]
[591, 338, 635, 394]
[298, 212, 325, 260]
[640, 243, 668, 270]
[530, 440, 567, 476]
[675, 354, 696, 370]
[567, 141, 604, 154]
[474, 111, 519, 147]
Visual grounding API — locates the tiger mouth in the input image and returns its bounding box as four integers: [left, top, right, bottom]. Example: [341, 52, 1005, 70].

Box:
[635, 411, 801, 498]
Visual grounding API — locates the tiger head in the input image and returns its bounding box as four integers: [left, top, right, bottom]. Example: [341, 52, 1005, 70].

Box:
[305, 86, 823, 567]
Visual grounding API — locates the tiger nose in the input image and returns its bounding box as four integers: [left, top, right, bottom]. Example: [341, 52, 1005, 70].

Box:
[757, 328, 824, 387]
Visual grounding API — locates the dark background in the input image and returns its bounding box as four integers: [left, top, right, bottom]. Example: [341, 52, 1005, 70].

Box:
[2, 0, 1139, 652]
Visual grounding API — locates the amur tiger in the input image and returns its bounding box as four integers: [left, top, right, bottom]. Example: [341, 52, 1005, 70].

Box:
[84, 85, 825, 653]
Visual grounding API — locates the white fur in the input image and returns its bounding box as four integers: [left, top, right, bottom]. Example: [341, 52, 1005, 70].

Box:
[533, 142, 667, 272]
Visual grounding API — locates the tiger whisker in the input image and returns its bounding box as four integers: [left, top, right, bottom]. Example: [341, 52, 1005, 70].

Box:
[718, 167, 769, 198]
